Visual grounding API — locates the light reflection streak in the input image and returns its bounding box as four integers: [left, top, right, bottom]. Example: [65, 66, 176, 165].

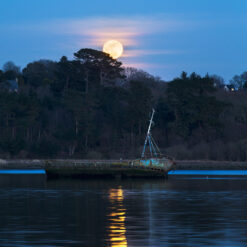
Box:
[107, 187, 127, 247]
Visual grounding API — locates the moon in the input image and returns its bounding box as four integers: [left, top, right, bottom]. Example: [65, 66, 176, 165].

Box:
[103, 40, 123, 59]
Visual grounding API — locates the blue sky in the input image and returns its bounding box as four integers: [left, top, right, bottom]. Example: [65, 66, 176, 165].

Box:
[0, 0, 246, 81]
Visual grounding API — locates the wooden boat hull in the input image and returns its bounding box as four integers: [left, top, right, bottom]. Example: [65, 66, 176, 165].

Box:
[45, 159, 174, 179]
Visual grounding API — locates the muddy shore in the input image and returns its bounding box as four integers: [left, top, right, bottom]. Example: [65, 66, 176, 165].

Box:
[0, 159, 246, 170]
[175, 160, 247, 170]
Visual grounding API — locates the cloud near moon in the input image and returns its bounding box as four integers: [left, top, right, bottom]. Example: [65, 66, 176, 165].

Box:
[14, 15, 189, 74]
[38, 15, 185, 52]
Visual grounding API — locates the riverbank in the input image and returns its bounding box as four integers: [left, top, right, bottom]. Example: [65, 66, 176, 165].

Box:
[175, 160, 247, 170]
[0, 159, 247, 170]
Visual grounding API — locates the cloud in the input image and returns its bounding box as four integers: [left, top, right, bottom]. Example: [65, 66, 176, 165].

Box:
[23, 15, 187, 48]
[6, 15, 191, 70]
[124, 62, 173, 69]
[122, 49, 185, 57]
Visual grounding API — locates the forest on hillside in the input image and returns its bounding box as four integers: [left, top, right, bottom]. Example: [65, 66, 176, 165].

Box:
[0, 48, 247, 160]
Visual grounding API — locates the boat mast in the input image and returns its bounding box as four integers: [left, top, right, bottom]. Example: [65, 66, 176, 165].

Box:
[141, 109, 158, 158]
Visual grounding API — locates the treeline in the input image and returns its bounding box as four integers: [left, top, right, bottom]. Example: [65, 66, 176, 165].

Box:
[0, 48, 247, 160]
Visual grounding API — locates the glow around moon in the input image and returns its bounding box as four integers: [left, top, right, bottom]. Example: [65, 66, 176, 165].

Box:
[103, 40, 123, 59]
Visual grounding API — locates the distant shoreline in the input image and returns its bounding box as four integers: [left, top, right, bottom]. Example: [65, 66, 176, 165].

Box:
[175, 160, 247, 170]
[0, 159, 246, 170]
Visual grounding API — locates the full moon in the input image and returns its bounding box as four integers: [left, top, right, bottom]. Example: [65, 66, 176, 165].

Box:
[103, 40, 123, 59]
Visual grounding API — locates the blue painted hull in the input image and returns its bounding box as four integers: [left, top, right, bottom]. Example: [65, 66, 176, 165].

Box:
[133, 157, 174, 172]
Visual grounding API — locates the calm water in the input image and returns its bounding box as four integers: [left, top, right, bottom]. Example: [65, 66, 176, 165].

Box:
[1, 173, 247, 246]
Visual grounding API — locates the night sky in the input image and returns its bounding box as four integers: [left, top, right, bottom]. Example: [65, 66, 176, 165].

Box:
[0, 0, 246, 81]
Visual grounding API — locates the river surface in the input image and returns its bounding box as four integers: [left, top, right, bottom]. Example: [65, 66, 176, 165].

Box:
[1, 172, 247, 246]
